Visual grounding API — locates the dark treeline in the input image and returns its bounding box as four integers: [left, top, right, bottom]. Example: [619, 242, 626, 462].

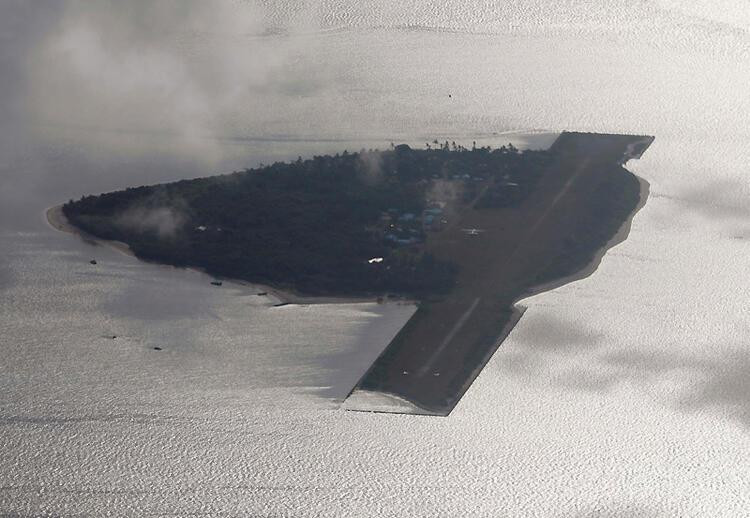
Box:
[63, 143, 550, 296]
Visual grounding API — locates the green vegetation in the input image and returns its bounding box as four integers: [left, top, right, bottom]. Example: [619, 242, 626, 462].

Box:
[63, 142, 551, 297]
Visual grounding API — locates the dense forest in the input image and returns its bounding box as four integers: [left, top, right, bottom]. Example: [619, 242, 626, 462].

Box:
[63, 142, 552, 296]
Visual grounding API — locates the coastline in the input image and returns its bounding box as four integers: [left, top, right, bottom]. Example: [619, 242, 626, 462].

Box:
[347, 173, 650, 416]
[513, 172, 650, 307]
[46, 204, 136, 257]
[344, 132, 655, 415]
[45, 204, 412, 307]
[47, 140, 650, 416]
[348, 173, 651, 416]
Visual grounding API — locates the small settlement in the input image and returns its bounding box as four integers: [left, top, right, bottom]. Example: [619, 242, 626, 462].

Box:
[381, 204, 447, 247]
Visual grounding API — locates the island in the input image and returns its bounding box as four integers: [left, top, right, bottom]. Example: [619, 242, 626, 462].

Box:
[57, 131, 653, 415]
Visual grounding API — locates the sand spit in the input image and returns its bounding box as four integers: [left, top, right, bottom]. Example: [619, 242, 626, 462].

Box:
[46, 204, 135, 257]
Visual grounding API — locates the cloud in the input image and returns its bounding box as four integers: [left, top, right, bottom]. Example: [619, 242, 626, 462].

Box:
[357, 150, 384, 185]
[426, 178, 461, 206]
[0, 0, 338, 230]
[115, 205, 186, 240]
[16, 1, 328, 160]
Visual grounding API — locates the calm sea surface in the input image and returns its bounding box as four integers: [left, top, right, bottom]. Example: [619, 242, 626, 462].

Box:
[2, 1, 750, 515]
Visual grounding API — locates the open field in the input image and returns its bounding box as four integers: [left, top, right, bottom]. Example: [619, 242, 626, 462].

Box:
[348, 132, 654, 415]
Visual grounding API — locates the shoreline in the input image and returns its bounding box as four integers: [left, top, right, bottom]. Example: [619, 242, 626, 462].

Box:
[45, 204, 413, 307]
[343, 132, 655, 415]
[47, 143, 650, 416]
[346, 173, 650, 416]
[46, 204, 135, 257]
[513, 172, 651, 307]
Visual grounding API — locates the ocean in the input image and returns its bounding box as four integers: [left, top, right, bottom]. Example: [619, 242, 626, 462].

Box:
[2, 1, 750, 515]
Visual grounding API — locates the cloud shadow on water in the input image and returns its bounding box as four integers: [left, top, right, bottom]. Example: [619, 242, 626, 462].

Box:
[653, 178, 750, 238]
[676, 179, 750, 222]
[502, 314, 750, 431]
[501, 313, 605, 375]
[98, 264, 222, 324]
[600, 349, 750, 428]
[514, 313, 606, 351]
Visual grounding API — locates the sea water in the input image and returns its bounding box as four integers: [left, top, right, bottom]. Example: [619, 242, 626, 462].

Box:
[2, 1, 750, 515]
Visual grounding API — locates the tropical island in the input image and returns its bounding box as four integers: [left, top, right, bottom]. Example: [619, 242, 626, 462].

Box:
[57, 131, 654, 415]
[61, 140, 551, 297]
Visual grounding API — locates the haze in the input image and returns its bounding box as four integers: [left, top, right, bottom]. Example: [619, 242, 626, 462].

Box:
[2, 1, 750, 516]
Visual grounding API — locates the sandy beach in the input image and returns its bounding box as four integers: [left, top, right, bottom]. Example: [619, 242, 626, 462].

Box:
[46, 204, 135, 257]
